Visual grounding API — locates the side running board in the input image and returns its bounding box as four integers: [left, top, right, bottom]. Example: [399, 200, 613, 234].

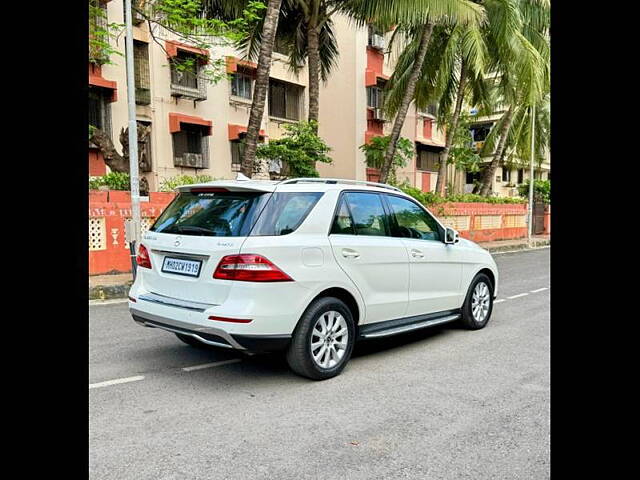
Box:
[359, 311, 461, 339]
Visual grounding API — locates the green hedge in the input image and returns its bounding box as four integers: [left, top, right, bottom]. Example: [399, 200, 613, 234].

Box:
[398, 184, 527, 206]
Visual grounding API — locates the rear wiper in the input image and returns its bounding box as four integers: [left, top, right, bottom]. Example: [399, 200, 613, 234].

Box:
[164, 225, 217, 236]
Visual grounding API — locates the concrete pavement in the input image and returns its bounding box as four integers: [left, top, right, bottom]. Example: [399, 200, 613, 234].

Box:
[89, 248, 550, 479]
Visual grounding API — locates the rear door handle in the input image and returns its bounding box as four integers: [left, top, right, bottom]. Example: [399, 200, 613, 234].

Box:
[342, 248, 360, 259]
[411, 249, 424, 258]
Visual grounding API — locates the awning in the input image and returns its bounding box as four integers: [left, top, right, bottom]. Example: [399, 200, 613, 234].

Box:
[169, 113, 212, 136]
[226, 56, 258, 74]
[165, 41, 209, 64]
[228, 124, 266, 140]
[416, 138, 445, 149]
[89, 64, 117, 102]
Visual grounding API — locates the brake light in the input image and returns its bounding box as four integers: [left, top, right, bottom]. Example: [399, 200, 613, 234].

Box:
[213, 254, 293, 282]
[136, 244, 152, 269]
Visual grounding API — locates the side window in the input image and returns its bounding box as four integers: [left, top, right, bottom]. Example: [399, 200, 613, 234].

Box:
[330, 198, 355, 235]
[250, 192, 323, 236]
[343, 192, 388, 236]
[386, 195, 442, 242]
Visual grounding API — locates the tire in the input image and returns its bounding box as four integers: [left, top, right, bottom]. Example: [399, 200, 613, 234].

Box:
[459, 273, 494, 330]
[286, 297, 356, 380]
[175, 333, 208, 348]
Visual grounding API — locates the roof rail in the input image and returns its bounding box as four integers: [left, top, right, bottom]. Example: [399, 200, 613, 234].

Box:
[278, 177, 402, 193]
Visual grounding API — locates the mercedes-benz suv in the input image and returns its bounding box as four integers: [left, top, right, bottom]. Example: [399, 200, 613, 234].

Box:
[128, 178, 498, 380]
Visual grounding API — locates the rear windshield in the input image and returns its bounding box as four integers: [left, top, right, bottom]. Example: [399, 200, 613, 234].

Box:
[150, 191, 269, 237]
[249, 192, 323, 236]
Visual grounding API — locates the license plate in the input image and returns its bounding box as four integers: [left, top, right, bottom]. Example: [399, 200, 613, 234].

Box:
[161, 257, 202, 278]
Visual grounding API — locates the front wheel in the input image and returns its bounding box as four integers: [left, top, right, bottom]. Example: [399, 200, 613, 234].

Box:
[286, 297, 355, 380]
[460, 273, 494, 330]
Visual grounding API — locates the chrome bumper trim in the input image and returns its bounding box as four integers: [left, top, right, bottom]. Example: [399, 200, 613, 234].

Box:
[130, 308, 246, 350]
[138, 292, 217, 312]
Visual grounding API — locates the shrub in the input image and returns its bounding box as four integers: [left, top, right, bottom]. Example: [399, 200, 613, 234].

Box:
[256, 120, 332, 178]
[397, 183, 527, 207]
[159, 174, 215, 192]
[518, 179, 550, 204]
[88, 172, 130, 191]
[360, 135, 413, 184]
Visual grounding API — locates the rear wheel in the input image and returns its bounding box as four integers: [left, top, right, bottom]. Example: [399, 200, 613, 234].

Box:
[286, 297, 355, 380]
[175, 333, 207, 348]
[460, 273, 494, 330]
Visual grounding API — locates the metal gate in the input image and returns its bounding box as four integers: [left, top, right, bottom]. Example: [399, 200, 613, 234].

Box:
[533, 196, 546, 234]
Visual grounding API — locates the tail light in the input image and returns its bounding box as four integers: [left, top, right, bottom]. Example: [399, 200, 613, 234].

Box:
[136, 244, 152, 269]
[213, 254, 293, 282]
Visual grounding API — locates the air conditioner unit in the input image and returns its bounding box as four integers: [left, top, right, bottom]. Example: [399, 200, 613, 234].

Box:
[373, 108, 384, 120]
[371, 34, 385, 50]
[175, 153, 204, 168]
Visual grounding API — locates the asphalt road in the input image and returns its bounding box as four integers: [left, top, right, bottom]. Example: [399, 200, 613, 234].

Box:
[89, 248, 550, 480]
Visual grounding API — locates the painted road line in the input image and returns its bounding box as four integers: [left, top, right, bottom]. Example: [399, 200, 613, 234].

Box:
[182, 359, 242, 372]
[494, 299, 506, 304]
[531, 287, 549, 293]
[89, 375, 145, 390]
[89, 298, 129, 306]
[507, 293, 529, 299]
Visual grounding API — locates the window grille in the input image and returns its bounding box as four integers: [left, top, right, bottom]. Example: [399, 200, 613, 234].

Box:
[230, 140, 244, 172]
[170, 50, 207, 100]
[89, 87, 112, 136]
[172, 125, 209, 168]
[416, 148, 440, 172]
[269, 79, 302, 120]
[134, 41, 151, 105]
[367, 86, 384, 109]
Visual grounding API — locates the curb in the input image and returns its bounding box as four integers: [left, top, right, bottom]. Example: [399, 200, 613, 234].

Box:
[89, 282, 133, 301]
[483, 239, 550, 253]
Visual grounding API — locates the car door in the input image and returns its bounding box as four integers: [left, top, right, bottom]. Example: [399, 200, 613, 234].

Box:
[383, 194, 463, 315]
[328, 191, 409, 324]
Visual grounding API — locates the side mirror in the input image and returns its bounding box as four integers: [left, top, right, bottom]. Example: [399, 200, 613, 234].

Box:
[444, 227, 460, 245]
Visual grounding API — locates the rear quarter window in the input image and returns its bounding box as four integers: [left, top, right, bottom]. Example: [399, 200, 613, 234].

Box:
[250, 192, 323, 236]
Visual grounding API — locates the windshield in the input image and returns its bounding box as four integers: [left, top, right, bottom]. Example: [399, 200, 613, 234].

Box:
[150, 191, 269, 237]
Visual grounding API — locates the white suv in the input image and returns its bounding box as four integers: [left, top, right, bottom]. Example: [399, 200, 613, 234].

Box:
[128, 178, 498, 380]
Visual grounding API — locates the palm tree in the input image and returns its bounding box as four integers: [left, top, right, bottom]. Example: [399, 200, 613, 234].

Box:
[238, 0, 283, 177]
[237, 1, 341, 128]
[474, 0, 549, 195]
[343, 0, 486, 184]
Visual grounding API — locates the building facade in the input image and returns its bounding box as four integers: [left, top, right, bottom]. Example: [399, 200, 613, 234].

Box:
[90, 0, 545, 197]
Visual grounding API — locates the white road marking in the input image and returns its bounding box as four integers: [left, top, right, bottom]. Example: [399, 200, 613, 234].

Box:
[494, 299, 506, 304]
[89, 375, 145, 389]
[530, 287, 549, 293]
[182, 359, 242, 372]
[89, 298, 129, 306]
[507, 293, 529, 299]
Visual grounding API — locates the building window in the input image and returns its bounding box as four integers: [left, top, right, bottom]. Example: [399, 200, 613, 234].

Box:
[172, 124, 209, 168]
[133, 41, 151, 105]
[367, 86, 384, 109]
[230, 140, 245, 172]
[502, 168, 511, 183]
[466, 170, 482, 184]
[367, 25, 385, 49]
[89, 87, 112, 136]
[416, 147, 440, 172]
[269, 79, 302, 120]
[470, 123, 493, 142]
[170, 50, 207, 100]
[231, 71, 253, 100]
[517, 168, 524, 184]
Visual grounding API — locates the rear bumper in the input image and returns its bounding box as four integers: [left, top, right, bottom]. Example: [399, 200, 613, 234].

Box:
[131, 308, 291, 353]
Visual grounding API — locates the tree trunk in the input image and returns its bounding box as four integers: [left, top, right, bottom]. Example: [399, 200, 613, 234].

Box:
[378, 22, 434, 184]
[478, 106, 515, 196]
[89, 125, 150, 195]
[435, 59, 467, 196]
[307, 24, 320, 128]
[241, 0, 282, 177]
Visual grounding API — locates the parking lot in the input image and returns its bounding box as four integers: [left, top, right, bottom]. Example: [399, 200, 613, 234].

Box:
[89, 248, 550, 479]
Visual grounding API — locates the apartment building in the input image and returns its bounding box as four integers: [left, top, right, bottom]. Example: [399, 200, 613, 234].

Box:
[88, 0, 451, 193]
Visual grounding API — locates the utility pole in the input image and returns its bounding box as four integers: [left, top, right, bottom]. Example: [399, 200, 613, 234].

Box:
[527, 103, 536, 245]
[124, 0, 141, 276]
